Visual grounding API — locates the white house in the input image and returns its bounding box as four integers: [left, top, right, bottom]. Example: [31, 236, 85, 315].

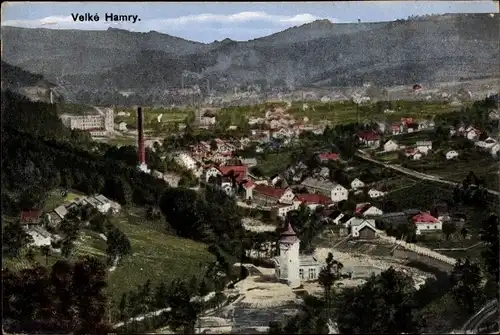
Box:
[26, 226, 52, 247]
[413, 151, 423, 160]
[277, 201, 302, 219]
[117, 122, 127, 131]
[383, 140, 399, 152]
[350, 178, 365, 190]
[488, 110, 500, 121]
[449, 127, 457, 136]
[446, 150, 459, 160]
[176, 152, 198, 171]
[350, 220, 377, 239]
[330, 184, 349, 203]
[344, 217, 377, 238]
[204, 166, 222, 182]
[466, 128, 479, 141]
[273, 223, 321, 288]
[368, 188, 385, 199]
[491, 143, 500, 157]
[252, 185, 296, 205]
[242, 180, 256, 200]
[412, 212, 442, 235]
[475, 137, 497, 150]
[416, 141, 432, 155]
[361, 206, 383, 217]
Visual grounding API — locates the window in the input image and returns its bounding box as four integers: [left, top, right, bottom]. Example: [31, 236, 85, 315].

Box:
[427, 225, 430, 229]
[299, 268, 304, 279]
[308, 268, 316, 279]
[277, 269, 281, 278]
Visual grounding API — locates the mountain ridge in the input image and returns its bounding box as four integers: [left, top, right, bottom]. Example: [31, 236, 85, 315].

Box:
[1, 13, 498, 98]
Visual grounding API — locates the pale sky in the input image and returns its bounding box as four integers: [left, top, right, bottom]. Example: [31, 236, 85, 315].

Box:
[1, 1, 498, 42]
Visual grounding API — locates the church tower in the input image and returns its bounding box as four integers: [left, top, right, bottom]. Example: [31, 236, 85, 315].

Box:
[279, 222, 301, 288]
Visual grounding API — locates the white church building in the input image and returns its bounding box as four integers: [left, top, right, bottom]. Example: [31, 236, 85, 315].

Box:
[273, 222, 321, 288]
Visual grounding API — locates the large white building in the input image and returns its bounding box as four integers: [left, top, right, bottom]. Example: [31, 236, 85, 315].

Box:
[273, 222, 320, 288]
[60, 108, 114, 136]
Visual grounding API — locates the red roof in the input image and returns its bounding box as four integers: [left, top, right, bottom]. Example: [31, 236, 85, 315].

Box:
[392, 123, 401, 130]
[358, 131, 380, 141]
[296, 193, 332, 205]
[253, 184, 288, 199]
[20, 210, 42, 224]
[355, 203, 372, 214]
[412, 212, 439, 224]
[318, 152, 339, 161]
[242, 180, 255, 189]
[280, 222, 298, 243]
[401, 117, 414, 126]
[218, 165, 247, 182]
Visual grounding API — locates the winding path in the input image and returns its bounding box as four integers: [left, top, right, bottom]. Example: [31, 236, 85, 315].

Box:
[355, 151, 499, 196]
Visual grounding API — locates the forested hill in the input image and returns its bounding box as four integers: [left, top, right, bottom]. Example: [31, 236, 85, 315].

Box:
[1, 61, 62, 102]
[1, 61, 55, 88]
[2, 13, 498, 96]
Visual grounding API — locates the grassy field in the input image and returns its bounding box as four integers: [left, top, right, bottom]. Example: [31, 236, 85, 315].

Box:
[404, 155, 499, 189]
[106, 211, 215, 304]
[2, 229, 108, 271]
[3, 204, 215, 310]
[373, 176, 417, 193]
[390, 129, 436, 145]
[114, 107, 189, 128]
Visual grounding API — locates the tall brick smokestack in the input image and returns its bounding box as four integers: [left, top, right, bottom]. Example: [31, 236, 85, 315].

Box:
[137, 107, 145, 166]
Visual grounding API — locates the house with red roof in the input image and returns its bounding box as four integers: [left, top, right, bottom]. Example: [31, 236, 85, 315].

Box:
[241, 180, 256, 200]
[412, 212, 442, 235]
[355, 203, 383, 217]
[318, 152, 339, 162]
[358, 130, 380, 147]
[20, 209, 42, 228]
[392, 123, 403, 135]
[252, 184, 295, 206]
[296, 193, 333, 210]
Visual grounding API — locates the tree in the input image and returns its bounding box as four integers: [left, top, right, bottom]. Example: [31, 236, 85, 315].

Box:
[281, 295, 329, 334]
[154, 282, 167, 309]
[317, 252, 343, 315]
[106, 227, 132, 262]
[2, 222, 33, 257]
[40, 245, 51, 265]
[26, 247, 36, 262]
[118, 293, 128, 321]
[479, 214, 499, 284]
[61, 238, 74, 258]
[442, 221, 457, 240]
[336, 267, 418, 334]
[210, 139, 218, 151]
[268, 321, 284, 334]
[167, 279, 200, 334]
[450, 258, 484, 314]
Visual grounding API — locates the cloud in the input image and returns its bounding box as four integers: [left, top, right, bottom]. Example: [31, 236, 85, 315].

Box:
[160, 11, 333, 26]
[0, 11, 338, 42]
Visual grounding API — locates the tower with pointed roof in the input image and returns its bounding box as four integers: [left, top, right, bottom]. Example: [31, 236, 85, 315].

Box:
[277, 222, 301, 288]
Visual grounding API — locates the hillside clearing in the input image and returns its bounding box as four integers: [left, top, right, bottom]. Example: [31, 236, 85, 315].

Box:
[107, 214, 215, 304]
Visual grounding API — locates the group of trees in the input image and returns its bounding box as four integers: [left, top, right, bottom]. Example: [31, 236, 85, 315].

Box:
[269, 261, 421, 334]
[3, 257, 111, 334]
[285, 204, 325, 254]
[2, 221, 34, 257]
[159, 185, 245, 256]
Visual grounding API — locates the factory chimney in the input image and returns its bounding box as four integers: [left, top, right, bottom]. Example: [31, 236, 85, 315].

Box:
[137, 107, 149, 172]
